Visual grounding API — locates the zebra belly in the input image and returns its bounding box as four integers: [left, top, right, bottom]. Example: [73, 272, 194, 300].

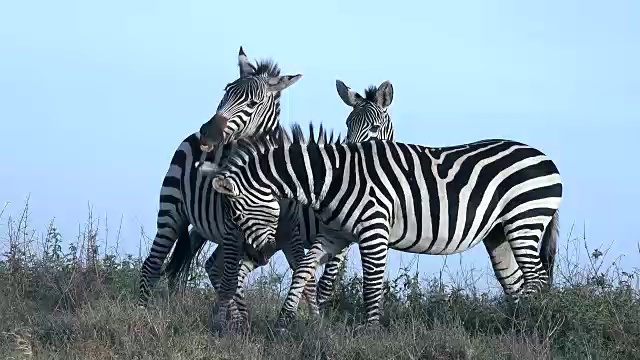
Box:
[317, 222, 354, 257]
[388, 222, 489, 255]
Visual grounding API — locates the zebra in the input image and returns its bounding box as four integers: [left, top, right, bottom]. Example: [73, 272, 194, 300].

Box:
[165, 79, 398, 314]
[315, 79, 395, 307]
[137, 46, 305, 320]
[199, 121, 562, 330]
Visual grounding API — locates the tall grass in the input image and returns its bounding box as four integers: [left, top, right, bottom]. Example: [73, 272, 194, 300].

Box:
[1, 199, 639, 359]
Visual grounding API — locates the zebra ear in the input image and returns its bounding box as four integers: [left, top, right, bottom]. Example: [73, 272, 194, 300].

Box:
[213, 176, 239, 197]
[336, 80, 361, 107]
[266, 74, 303, 92]
[238, 46, 256, 77]
[376, 80, 394, 109]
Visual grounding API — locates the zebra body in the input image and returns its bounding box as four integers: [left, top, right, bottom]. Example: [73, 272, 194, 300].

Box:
[204, 123, 562, 328]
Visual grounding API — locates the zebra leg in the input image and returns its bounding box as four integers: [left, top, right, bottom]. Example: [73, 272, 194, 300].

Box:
[275, 241, 332, 330]
[204, 246, 249, 321]
[281, 244, 320, 316]
[278, 201, 321, 315]
[316, 245, 349, 310]
[204, 247, 237, 316]
[302, 268, 320, 317]
[204, 246, 225, 291]
[502, 218, 551, 297]
[211, 232, 243, 334]
[357, 226, 390, 328]
[482, 227, 524, 297]
[280, 228, 320, 316]
[138, 209, 188, 308]
[228, 256, 259, 326]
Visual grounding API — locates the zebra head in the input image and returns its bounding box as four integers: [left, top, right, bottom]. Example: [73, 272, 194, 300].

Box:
[202, 123, 333, 254]
[336, 79, 395, 143]
[198, 46, 302, 152]
[202, 128, 292, 252]
[214, 172, 280, 252]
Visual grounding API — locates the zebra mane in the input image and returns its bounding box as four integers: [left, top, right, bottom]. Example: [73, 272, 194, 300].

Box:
[200, 122, 343, 176]
[289, 122, 343, 146]
[253, 59, 281, 78]
[232, 121, 342, 157]
[363, 85, 379, 102]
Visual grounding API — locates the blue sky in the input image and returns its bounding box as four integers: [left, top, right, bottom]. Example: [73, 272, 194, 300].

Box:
[1, 0, 638, 289]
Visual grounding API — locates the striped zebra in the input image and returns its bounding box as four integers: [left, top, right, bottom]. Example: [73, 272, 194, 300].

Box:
[315, 79, 395, 307]
[199, 121, 562, 329]
[164, 79, 398, 317]
[137, 46, 304, 318]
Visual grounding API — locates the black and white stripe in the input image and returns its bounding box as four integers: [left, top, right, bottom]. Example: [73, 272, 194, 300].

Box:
[137, 47, 304, 319]
[165, 79, 399, 315]
[314, 80, 396, 307]
[204, 122, 562, 329]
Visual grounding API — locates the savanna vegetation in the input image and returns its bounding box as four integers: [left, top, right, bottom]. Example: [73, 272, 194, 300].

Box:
[1, 199, 639, 359]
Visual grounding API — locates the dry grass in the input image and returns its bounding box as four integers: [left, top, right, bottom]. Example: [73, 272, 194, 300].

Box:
[1, 199, 639, 359]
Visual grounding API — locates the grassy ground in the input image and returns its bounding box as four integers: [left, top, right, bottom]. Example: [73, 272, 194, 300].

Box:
[1, 203, 639, 359]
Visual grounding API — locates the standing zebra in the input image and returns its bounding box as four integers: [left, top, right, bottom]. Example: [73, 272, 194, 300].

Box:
[137, 46, 304, 317]
[315, 79, 395, 307]
[166, 79, 398, 314]
[200, 121, 562, 330]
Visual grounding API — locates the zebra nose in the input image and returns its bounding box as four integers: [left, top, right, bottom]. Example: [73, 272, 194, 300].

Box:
[199, 113, 229, 152]
[198, 124, 215, 152]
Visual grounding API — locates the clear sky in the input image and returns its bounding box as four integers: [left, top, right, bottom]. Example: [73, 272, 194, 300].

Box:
[1, 0, 638, 289]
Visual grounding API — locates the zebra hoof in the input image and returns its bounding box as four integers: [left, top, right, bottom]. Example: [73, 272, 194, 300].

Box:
[211, 313, 229, 337]
[212, 321, 227, 337]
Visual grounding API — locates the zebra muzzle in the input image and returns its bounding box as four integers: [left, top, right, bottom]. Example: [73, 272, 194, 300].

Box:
[199, 113, 228, 152]
[199, 137, 215, 152]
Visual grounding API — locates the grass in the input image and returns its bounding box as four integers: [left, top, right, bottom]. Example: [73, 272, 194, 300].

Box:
[1, 200, 639, 359]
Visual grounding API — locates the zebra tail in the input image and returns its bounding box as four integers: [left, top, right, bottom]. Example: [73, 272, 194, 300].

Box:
[539, 210, 559, 287]
[164, 226, 204, 292]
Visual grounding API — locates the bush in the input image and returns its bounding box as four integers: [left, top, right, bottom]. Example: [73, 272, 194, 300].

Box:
[1, 200, 639, 359]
